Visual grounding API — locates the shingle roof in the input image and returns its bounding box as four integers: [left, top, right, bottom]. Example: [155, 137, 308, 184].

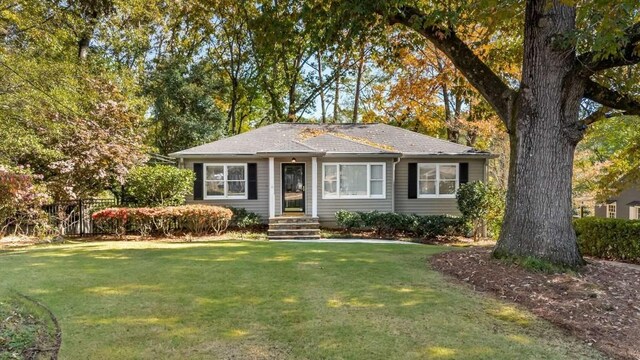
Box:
[170, 123, 491, 157]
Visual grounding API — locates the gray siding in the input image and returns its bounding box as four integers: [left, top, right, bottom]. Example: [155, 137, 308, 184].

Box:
[594, 187, 640, 219]
[317, 157, 394, 226]
[181, 155, 488, 226]
[183, 158, 270, 221]
[594, 205, 607, 218]
[394, 158, 486, 216]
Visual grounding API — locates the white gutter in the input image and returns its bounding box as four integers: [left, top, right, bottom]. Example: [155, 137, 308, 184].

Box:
[391, 156, 402, 213]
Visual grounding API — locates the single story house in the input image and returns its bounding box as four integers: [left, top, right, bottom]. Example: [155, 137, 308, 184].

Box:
[595, 186, 640, 220]
[169, 123, 494, 238]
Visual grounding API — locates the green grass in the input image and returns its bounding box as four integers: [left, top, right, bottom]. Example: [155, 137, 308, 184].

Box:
[0, 294, 59, 359]
[0, 241, 602, 359]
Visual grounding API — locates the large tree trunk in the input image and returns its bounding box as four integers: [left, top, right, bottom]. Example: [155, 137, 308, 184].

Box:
[493, 0, 585, 267]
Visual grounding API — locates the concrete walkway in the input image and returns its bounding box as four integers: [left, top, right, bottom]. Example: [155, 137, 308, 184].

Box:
[270, 238, 420, 245]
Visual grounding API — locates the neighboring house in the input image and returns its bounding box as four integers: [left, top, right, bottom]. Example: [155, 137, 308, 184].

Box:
[169, 123, 494, 238]
[594, 186, 640, 220]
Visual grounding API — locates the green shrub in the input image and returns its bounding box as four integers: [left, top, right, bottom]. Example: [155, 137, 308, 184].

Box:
[228, 207, 263, 229]
[92, 205, 232, 236]
[335, 210, 363, 229]
[123, 165, 194, 207]
[334, 210, 467, 238]
[456, 181, 505, 240]
[574, 217, 640, 263]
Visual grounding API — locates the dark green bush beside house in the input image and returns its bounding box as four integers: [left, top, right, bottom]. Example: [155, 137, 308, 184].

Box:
[574, 218, 640, 263]
[335, 210, 468, 238]
[228, 207, 264, 230]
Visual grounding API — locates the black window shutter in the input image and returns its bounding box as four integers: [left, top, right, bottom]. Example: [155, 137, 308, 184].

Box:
[408, 163, 417, 199]
[193, 163, 204, 200]
[248, 163, 258, 200]
[459, 163, 469, 184]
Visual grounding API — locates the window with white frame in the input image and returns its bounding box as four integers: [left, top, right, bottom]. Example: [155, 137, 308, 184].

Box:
[204, 163, 247, 199]
[630, 206, 639, 220]
[607, 203, 616, 218]
[418, 163, 459, 198]
[322, 163, 385, 199]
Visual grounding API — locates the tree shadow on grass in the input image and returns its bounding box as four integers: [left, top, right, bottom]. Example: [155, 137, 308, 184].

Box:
[0, 242, 605, 359]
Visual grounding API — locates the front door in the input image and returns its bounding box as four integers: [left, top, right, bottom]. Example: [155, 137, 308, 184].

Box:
[282, 163, 305, 213]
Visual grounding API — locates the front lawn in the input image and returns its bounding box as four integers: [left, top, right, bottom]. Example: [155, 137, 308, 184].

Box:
[0, 241, 603, 359]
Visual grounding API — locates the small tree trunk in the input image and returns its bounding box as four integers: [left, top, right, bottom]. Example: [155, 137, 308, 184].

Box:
[228, 78, 238, 134]
[317, 50, 327, 123]
[442, 84, 459, 142]
[78, 37, 90, 60]
[352, 45, 365, 124]
[333, 73, 340, 123]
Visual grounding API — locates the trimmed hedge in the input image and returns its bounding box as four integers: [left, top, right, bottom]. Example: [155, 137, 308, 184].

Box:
[335, 210, 468, 238]
[574, 217, 640, 263]
[92, 205, 232, 236]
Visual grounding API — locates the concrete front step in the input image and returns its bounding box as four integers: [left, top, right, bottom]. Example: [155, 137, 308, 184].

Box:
[268, 229, 321, 236]
[268, 216, 321, 240]
[268, 234, 321, 240]
[269, 223, 320, 230]
[269, 216, 319, 224]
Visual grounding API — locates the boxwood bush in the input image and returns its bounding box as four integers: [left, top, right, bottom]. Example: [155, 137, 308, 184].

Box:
[335, 210, 468, 238]
[574, 217, 640, 263]
[228, 207, 263, 230]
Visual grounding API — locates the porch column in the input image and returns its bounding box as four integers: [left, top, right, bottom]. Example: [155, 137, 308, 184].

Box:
[312, 157, 318, 218]
[269, 157, 275, 218]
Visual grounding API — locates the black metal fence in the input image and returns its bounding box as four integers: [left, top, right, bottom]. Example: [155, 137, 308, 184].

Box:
[43, 199, 118, 237]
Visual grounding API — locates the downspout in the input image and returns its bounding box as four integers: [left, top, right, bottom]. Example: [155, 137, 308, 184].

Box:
[483, 157, 489, 237]
[391, 157, 401, 212]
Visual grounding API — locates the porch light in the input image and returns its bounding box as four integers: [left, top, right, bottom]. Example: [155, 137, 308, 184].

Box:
[291, 157, 296, 163]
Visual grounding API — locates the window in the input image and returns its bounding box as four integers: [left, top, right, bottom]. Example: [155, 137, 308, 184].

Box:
[322, 163, 386, 199]
[607, 203, 616, 218]
[418, 163, 459, 198]
[630, 206, 639, 220]
[204, 163, 247, 199]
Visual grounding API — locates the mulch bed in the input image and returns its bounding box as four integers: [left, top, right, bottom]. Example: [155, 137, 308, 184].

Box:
[430, 248, 640, 360]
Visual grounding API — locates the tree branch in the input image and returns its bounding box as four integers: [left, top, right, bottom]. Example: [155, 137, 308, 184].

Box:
[579, 106, 608, 126]
[577, 22, 640, 73]
[386, 5, 516, 126]
[584, 79, 640, 116]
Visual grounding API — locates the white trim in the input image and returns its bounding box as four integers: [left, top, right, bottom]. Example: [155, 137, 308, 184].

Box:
[269, 157, 276, 218]
[281, 161, 307, 214]
[321, 162, 386, 199]
[203, 163, 248, 200]
[312, 157, 318, 217]
[391, 157, 401, 212]
[607, 203, 617, 218]
[269, 157, 275, 218]
[417, 163, 460, 199]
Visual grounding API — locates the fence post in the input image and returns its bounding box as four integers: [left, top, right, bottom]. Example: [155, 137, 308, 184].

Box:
[79, 199, 84, 237]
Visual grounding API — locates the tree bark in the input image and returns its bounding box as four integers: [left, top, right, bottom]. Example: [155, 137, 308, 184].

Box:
[317, 50, 327, 123]
[352, 44, 365, 124]
[493, 0, 585, 267]
[333, 71, 340, 123]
